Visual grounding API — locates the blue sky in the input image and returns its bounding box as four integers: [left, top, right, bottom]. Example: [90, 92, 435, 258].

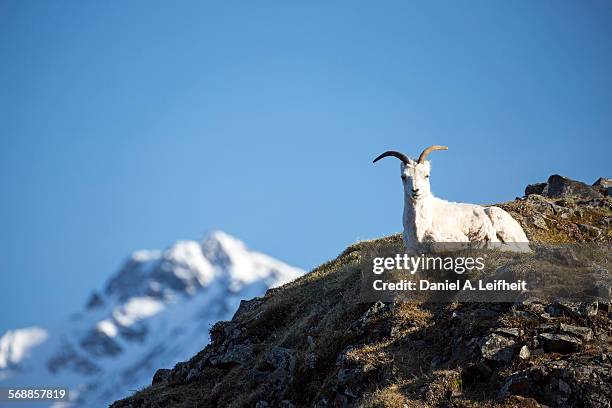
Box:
[0, 1, 610, 333]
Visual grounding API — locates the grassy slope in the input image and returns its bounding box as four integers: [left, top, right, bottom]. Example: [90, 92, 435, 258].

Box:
[112, 194, 611, 408]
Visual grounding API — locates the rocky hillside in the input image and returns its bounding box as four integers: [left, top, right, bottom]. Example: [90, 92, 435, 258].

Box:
[112, 176, 611, 408]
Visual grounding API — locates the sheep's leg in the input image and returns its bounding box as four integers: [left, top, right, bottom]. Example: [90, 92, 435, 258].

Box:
[485, 206, 531, 252]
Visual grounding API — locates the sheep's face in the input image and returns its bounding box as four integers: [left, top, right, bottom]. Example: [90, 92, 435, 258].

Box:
[401, 160, 431, 201]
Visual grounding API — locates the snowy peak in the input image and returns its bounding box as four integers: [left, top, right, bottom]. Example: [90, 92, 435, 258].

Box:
[0, 231, 304, 407]
[105, 231, 300, 302]
[202, 231, 301, 289]
[201, 230, 249, 263]
[0, 327, 48, 371]
[154, 240, 215, 295]
[104, 249, 162, 302]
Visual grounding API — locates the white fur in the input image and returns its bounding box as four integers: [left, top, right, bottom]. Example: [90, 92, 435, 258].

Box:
[400, 160, 530, 253]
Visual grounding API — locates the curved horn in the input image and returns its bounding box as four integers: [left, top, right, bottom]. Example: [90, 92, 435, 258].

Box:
[372, 151, 409, 164]
[417, 145, 448, 163]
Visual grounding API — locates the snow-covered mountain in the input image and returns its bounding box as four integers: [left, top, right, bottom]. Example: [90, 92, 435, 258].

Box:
[0, 231, 303, 407]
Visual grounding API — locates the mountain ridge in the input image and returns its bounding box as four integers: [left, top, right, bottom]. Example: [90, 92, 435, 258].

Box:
[0, 231, 303, 407]
[112, 175, 611, 408]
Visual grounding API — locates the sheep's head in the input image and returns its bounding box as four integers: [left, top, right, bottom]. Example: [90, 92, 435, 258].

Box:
[373, 146, 448, 201]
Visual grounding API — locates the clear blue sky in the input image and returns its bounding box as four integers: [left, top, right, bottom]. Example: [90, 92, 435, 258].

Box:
[1, 1, 610, 333]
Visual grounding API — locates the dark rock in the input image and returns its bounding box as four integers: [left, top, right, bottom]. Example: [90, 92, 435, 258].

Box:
[536, 323, 556, 332]
[351, 301, 387, 331]
[525, 183, 547, 196]
[592, 177, 612, 196]
[531, 214, 548, 230]
[577, 300, 599, 317]
[258, 347, 297, 399]
[516, 295, 544, 307]
[525, 175, 605, 200]
[547, 299, 598, 317]
[337, 368, 354, 384]
[335, 346, 356, 366]
[578, 223, 602, 237]
[249, 368, 269, 381]
[233, 297, 264, 319]
[538, 333, 582, 353]
[334, 393, 349, 408]
[212, 342, 253, 367]
[209, 321, 242, 346]
[307, 335, 315, 349]
[152, 368, 171, 385]
[186, 368, 198, 381]
[479, 333, 516, 362]
[314, 398, 330, 408]
[559, 323, 592, 342]
[463, 363, 491, 387]
[493, 327, 522, 338]
[304, 352, 316, 369]
[542, 175, 603, 199]
[265, 347, 296, 373]
[264, 364, 294, 399]
[500, 359, 612, 407]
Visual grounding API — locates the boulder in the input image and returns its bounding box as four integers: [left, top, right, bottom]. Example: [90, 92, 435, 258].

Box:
[265, 347, 296, 373]
[559, 324, 592, 342]
[152, 368, 171, 385]
[525, 175, 603, 199]
[546, 299, 598, 318]
[233, 297, 264, 319]
[538, 333, 582, 353]
[494, 327, 522, 338]
[518, 346, 530, 360]
[479, 333, 516, 362]
[350, 301, 388, 333]
[261, 347, 297, 399]
[211, 342, 254, 367]
[525, 182, 547, 196]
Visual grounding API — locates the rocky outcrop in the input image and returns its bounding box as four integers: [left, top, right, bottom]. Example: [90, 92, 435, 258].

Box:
[525, 175, 604, 199]
[502, 177, 611, 243]
[593, 177, 612, 196]
[500, 358, 611, 407]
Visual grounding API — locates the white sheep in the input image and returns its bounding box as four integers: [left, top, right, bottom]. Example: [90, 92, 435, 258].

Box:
[373, 146, 530, 253]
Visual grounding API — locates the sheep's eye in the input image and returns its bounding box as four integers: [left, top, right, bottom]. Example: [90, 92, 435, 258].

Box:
[425, 175, 430, 179]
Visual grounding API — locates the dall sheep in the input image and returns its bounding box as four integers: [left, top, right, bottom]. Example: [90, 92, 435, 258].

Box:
[373, 146, 530, 253]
